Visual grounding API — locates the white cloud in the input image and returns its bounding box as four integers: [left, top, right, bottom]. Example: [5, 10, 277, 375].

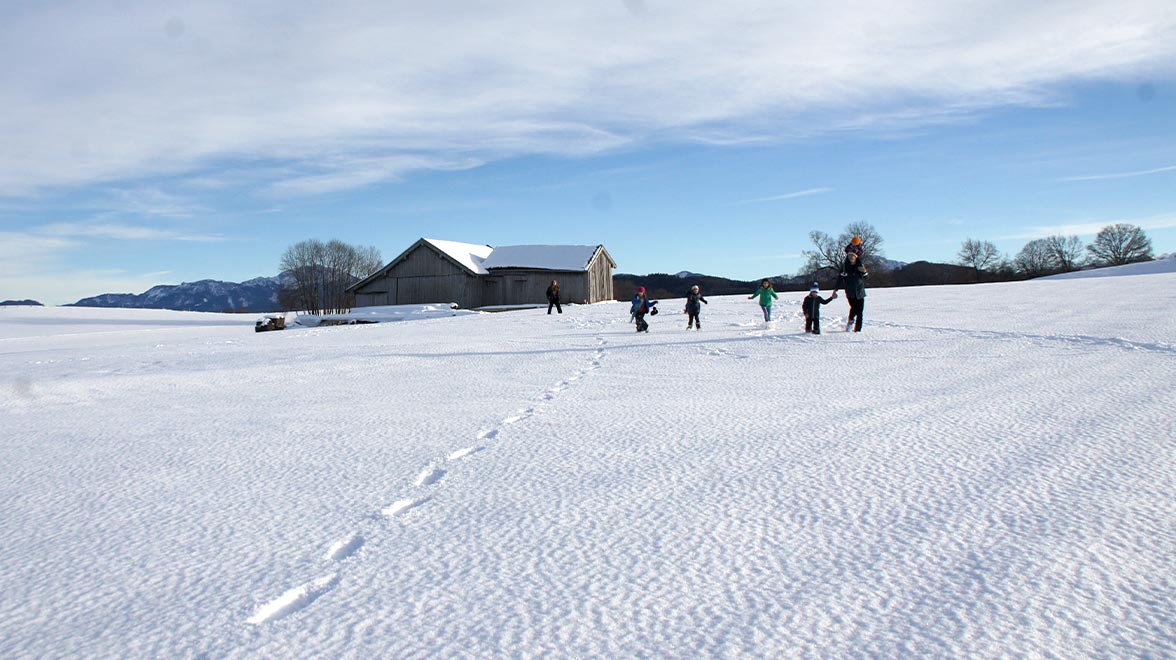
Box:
[1059, 164, 1176, 181]
[1008, 212, 1176, 239]
[36, 222, 225, 242]
[1, 1, 1174, 196]
[0, 233, 75, 278]
[735, 188, 834, 205]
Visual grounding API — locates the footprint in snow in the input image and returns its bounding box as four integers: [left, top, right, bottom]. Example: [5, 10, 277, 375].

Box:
[382, 497, 429, 517]
[414, 467, 446, 487]
[477, 429, 499, 441]
[503, 408, 534, 424]
[323, 533, 364, 561]
[447, 446, 482, 461]
[246, 573, 339, 625]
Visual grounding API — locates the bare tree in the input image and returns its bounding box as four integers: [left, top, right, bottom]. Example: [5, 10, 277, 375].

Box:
[1043, 234, 1084, 272]
[1086, 223, 1153, 266]
[1014, 239, 1053, 277]
[279, 239, 383, 314]
[957, 238, 1001, 281]
[840, 221, 886, 264]
[801, 230, 843, 280]
[801, 222, 887, 281]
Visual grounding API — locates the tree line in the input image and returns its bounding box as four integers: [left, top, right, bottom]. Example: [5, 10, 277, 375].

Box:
[956, 223, 1154, 281]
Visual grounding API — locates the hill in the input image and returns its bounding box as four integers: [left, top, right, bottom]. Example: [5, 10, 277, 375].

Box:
[1, 299, 44, 306]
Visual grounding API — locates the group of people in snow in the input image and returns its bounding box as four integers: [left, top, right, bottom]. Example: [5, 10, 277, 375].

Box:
[626, 236, 870, 334]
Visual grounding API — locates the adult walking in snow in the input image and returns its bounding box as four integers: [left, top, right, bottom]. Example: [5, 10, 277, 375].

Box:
[748, 279, 778, 322]
[631, 287, 657, 333]
[684, 284, 707, 330]
[833, 252, 868, 332]
[545, 280, 562, 314]
[802, 283, 836, 334]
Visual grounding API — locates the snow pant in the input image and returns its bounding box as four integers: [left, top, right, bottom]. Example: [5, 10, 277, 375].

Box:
[805, 316, 821, 334]
[686, 310, 700, 329]
[846, 297, 864, 331]
[635, 313, 648, 332]
[760, 305, 772, 322]
[547, 300, 562, 314]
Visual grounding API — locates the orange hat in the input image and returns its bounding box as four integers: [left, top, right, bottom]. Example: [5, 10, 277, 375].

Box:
[850, 236, 862, 245]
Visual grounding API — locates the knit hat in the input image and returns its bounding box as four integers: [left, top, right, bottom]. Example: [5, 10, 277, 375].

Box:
[809, 283, 820, 293]
[850, 236, 862, 245]
[637, 286, 646, 293]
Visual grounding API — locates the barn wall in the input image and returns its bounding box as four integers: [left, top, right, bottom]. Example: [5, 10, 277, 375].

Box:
[354, 243, 483, 308]
[586, 253, 614, 303]
[486, 270, 592, 306]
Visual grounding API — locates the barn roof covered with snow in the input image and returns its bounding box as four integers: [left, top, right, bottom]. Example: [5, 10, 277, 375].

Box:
[421, 238, 494, 275]
[481, 245, 608, 272]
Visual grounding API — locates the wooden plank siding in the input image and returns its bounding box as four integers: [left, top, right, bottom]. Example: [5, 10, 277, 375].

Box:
[353, 241, 483, 309]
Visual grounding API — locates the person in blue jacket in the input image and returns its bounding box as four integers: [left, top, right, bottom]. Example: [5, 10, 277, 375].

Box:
[631, 287, 658, 333]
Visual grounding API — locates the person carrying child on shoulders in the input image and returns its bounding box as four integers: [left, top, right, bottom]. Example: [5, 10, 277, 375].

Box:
[748, 279, 778, 322]
[802, 283, 836, 334]
[684, 284, 707, 330]
[631, 286, 658, 333]
[833, 252, 868, 332]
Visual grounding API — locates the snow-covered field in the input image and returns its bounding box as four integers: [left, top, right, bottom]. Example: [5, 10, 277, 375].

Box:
[2, 268, 1174, 658]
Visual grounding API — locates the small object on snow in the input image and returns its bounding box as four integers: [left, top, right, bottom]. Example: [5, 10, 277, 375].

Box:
[254, 315, 286, 332]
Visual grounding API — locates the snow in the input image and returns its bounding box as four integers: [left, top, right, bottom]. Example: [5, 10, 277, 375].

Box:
[481, 244, 600, 271]
[295, 303, 476, 326]
[422, 238, 494, 275]
[2, 274, 1174, 657]
[1041, 256, 1176, 280]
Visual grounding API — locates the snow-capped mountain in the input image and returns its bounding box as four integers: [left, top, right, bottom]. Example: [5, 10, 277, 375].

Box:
[69, 275, 291, 312]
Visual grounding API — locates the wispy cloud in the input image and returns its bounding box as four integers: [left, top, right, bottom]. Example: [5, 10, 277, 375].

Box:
[37, 222, 224, 242]
[1, 1, 1173, 197]
[1005, 212, 1176, 240]
[734, 188, 834, 205]
[1059, 164, 1176, 182]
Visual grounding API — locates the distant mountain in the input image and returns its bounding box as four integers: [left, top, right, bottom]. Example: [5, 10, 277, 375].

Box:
[2, 299, 44, 306]
[615, 259, 994, 300]
[615, 272, 773, 300]
[69, 275, 292, 313]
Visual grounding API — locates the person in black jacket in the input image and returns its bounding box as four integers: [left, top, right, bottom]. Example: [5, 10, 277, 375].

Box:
[801, 283, 836, 334]
[832, 253, 868, 332]
[545, 280, 562, 314]
[683, 284, 708, 330]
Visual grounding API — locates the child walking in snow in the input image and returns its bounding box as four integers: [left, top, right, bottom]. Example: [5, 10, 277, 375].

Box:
[748, 279, 778, 322]
[684, 284, 707, 330]
[631, 287, 658, 333]
[802, 283, 836, 334]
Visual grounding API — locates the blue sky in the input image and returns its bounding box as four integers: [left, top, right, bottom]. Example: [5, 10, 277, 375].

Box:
[2, 1, 1175, 305]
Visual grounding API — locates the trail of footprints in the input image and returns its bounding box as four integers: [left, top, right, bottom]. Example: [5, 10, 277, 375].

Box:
[245, 335, 609, 625]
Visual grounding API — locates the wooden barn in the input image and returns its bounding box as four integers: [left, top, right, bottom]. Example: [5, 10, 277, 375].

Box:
[348, 238, 616, 309]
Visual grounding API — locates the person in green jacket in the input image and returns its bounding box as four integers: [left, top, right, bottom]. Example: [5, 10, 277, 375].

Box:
[748, 279, 779, 322]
